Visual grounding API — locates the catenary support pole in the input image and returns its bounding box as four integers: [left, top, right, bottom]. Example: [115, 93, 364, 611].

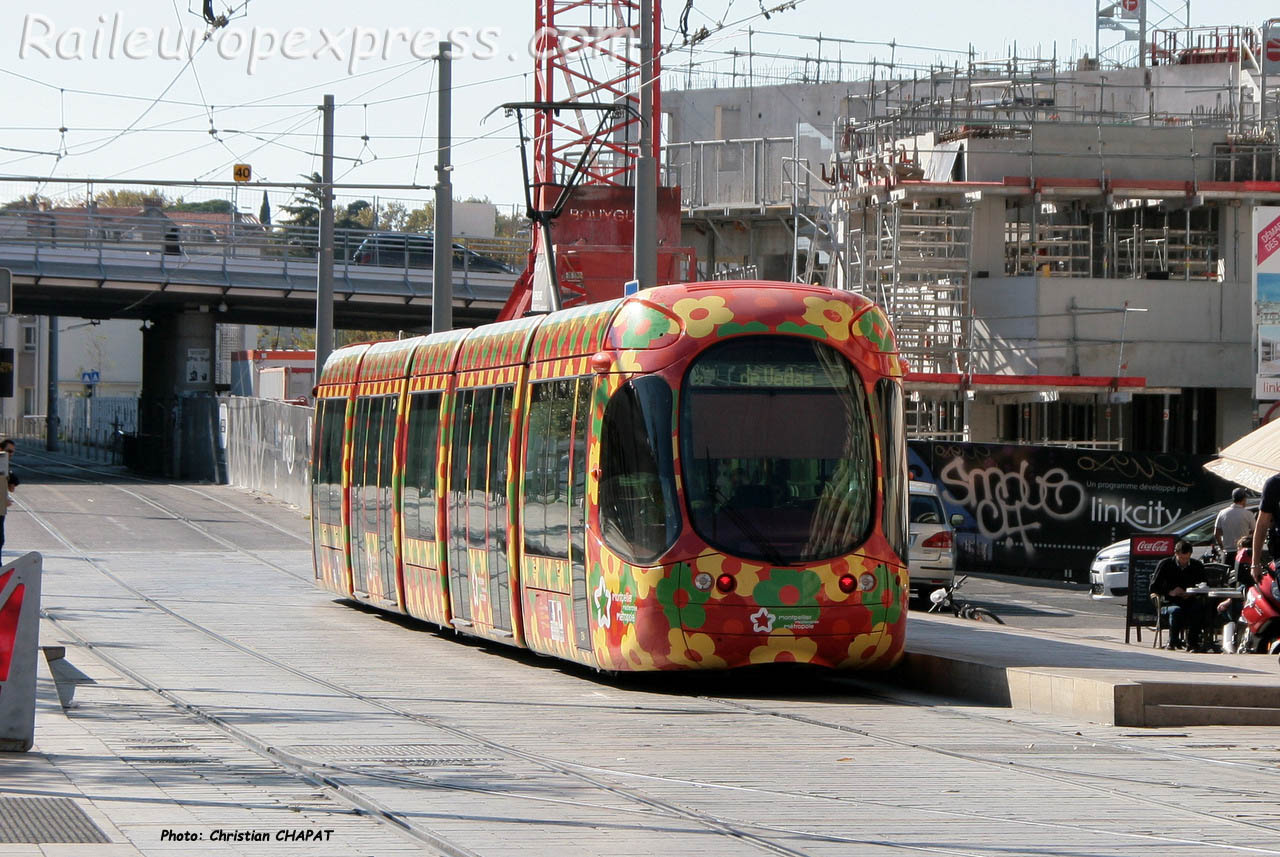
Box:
[633, 0, 658, 289]
[45, 316, 57, 451]
[433, 43, 454, 333]
[315, 95, 335, 380]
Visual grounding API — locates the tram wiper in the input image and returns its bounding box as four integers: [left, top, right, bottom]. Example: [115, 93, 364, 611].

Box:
[710, 484, 786, 567]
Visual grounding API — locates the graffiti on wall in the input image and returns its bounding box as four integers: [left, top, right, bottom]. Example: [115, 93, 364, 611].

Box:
[223, 397, 312, 510]
[910, 441, 1233, 580]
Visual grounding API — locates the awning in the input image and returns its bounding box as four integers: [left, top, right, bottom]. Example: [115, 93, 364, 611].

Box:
[1204, 419, 1280, 491]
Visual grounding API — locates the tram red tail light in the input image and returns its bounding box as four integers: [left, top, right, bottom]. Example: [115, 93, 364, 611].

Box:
[838, 574, 857, 593]
[715, 573, 736, 593]
[921, 531, 953, 549]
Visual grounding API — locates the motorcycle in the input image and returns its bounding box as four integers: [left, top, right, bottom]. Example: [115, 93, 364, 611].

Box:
[1238, 561, 1280, 656]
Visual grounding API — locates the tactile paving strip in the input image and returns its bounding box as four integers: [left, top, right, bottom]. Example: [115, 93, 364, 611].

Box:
[0, 796, 110, 843]
[286, 743, 502, 766]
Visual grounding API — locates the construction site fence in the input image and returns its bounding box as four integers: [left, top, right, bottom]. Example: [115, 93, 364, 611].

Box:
[222, 396, 312, 510]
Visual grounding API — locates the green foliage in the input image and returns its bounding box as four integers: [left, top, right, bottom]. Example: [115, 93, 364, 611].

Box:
[257, 326, 411, 350]
[93, 188, 169, 208]
[169, 199, 234, 213]
[2, 193, 51, 211]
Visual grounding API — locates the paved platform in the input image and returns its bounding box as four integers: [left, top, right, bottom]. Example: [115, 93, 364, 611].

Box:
[3, 455, 1279, 855]
[899, 612, 1280, 727]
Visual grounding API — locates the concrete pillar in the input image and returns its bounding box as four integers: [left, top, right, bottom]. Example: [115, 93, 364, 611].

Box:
[969, 197, 1007, 277]
[137, 309, 217, 479]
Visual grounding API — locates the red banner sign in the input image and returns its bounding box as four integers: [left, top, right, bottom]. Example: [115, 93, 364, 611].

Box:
[1259, 213, 1280, 266]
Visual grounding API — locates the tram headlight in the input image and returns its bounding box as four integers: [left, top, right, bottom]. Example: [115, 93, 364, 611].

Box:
[858, 572, 877, 592]
[693, 572, 714, 592]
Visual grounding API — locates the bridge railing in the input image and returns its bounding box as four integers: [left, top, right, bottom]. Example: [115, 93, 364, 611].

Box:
[0, 210, 528, 273]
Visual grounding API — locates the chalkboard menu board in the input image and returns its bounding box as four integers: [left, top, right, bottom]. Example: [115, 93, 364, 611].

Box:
[1125, 534, 1176, 643]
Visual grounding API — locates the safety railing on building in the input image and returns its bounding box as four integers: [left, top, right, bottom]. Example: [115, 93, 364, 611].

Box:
[664, 137, 820, 209]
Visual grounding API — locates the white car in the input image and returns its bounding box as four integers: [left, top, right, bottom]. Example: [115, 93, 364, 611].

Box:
[1088, 498, 1258, 598]
[908, 480, 963, 601]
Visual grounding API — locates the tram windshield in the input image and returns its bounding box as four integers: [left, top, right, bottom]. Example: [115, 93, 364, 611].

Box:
[680, 337, 874, 565]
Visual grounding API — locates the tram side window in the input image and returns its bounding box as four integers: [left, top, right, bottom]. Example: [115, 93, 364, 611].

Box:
[351, 397, 372, 496]
[467, 389, 496, 550]
[522, 378, 590, 560]
[875, 378, 909, 562]
[599, 377, 679, 563]
[569, 378, 590, 564]
[323, 399, 346, 523]
[403, 392, 441, 542]
[523, 384, 551, 556]
[377, 396, 397, 532]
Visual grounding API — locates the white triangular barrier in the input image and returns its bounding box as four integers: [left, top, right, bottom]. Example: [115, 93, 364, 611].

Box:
[0, 552, 42, 752]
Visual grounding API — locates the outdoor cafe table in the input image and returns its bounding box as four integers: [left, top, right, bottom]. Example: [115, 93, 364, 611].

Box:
[1186, 586, 1246, 599]
[1185, 586, 1246, 651]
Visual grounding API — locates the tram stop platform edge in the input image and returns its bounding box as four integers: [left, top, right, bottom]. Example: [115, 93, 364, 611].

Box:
[898, 612, 1280, 727]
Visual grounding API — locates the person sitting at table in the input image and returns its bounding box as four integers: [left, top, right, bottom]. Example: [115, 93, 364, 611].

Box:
[1151, 539, 1211, 651]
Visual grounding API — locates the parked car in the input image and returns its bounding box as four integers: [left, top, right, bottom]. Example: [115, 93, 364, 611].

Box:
[1088, 497, 1259, 598]
[350, 232, 515, 273]
[908, 480, 963, 602]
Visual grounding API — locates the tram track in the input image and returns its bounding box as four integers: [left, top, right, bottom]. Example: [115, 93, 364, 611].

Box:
[15, 457, 842, 857]
[699, 687, 1280, 852]
[18, 451, 1280, 854]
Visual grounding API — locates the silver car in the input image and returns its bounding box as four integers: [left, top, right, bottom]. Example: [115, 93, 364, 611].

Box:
[908, 480, 963, 601]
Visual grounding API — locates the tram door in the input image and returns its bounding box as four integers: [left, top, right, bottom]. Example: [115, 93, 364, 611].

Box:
[447, 386, 517, 633]
[350, 395, 397, 599]
[523, 377, 593, 651]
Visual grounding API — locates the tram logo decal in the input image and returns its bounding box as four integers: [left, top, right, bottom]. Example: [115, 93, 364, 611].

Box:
[750, 607, 776, 633]
[594, 578, 611, 629]
[593, 579, 636, 629]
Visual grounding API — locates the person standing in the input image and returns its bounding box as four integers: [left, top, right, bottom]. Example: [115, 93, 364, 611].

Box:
[1251, 472, 1280, 582]
[1151, 540, 1210, 650]
[1214, 487, 1255, 555]
[0, 439, 15, 557]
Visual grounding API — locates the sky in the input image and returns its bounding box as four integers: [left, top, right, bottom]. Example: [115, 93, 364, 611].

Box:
[0, 0, 1277, 217]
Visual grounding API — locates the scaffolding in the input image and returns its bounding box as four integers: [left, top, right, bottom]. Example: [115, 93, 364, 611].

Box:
[660, 20, 1273, 447]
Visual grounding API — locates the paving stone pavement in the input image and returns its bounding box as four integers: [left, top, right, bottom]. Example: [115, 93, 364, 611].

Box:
[0, 456, 1278, 855]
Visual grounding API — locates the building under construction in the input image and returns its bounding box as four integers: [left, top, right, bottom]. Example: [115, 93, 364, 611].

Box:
[661, 22, 1277, 452]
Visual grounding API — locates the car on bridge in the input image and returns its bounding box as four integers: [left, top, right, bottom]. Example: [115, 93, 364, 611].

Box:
[350, 232, 516, 273]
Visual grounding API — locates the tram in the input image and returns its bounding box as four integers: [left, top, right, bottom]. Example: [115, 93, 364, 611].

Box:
[310, 281, 909, 671]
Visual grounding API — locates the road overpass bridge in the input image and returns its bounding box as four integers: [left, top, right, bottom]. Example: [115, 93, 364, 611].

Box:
[0, 209, 521, 478]
[0, 210, 517, 328]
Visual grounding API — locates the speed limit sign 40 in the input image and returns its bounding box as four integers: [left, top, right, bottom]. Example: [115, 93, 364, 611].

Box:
[233, 164, 252, 182]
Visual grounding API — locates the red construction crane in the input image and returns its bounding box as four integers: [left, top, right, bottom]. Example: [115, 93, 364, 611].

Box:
[497, 0, 695, 320]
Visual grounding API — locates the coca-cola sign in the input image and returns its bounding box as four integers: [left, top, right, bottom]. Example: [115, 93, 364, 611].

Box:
[1130, 535, 1176, 557]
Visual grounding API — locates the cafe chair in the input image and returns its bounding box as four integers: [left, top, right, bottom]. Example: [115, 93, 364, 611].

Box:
[1203, 562, 1230, 588]
[1150, 593, 1165, 649]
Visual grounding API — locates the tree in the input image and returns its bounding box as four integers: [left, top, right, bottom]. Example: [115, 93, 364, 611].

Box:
[93, 188, 170, 208]
[257, 326, 409, 350]
[280, 173, 322, 227]
[2, 193, 51, 211]
[405, 202, 434, 233]
[379, 201, 409, 231]
[169, 199, 233, 213]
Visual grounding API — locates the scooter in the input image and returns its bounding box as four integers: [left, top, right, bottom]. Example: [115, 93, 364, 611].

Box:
[1238, 561, 1280, 656]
